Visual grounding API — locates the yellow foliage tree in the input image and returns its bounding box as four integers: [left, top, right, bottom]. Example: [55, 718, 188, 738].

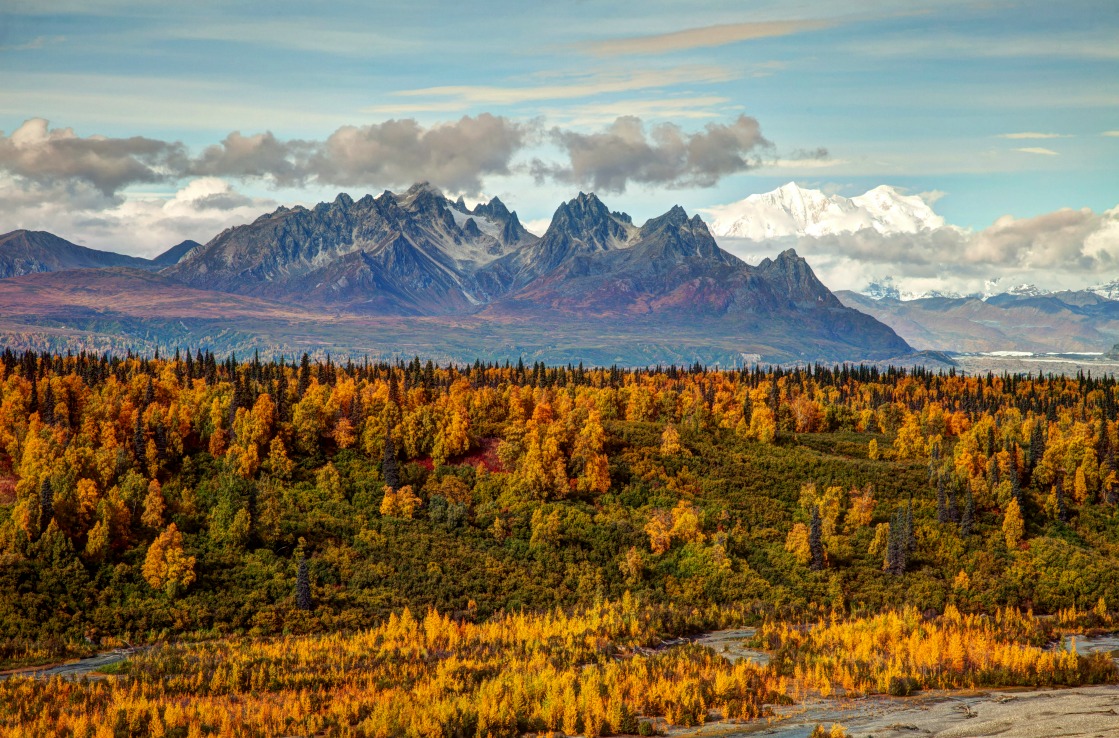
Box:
[785, 523, 811, 565]
[1003, 498, 1025, 549]
[381, 485, 420, 519]
[645, 512, 672, 554]
[142, 523, 196, 597]
[660, 424, 682, 455]
[141, 479, 165, 529]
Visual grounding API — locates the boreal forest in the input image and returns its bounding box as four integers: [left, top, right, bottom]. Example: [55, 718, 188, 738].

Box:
[1, 350, 1118, 737]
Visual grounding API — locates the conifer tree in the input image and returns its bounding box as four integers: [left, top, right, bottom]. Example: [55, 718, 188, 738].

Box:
[296, 555, 312, 611]
[382, 432, 400, 490]
[809, 505, 825, 570]
[38, 478, 54, 535]
[960, 490, 975, 536]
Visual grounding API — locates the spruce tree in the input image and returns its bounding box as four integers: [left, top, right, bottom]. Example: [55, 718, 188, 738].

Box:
[960, 491, 975, 536]
[1054, 477, 1069, 522]
[296, 556, 312, 611]
[936, 475, 949, 523]
[38, 478, 54, 534]
[382, 432, 400, 490]
[808, 505, 825, 571]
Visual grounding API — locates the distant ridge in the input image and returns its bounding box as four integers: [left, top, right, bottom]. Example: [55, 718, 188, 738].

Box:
[0, 229, 152, 278]
[151, 239, 202, 267]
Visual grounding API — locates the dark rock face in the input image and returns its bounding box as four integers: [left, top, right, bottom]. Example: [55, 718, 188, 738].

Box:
[163, 183, 538, 313]
[0, 230, 153, 278]
[151, 240, 201, 267]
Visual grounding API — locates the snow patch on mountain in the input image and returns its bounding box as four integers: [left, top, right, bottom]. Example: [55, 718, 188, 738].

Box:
[706, 182, 945, 240]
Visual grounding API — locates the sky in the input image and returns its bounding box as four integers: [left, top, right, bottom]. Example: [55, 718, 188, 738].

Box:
[0, 0, 1117, 293]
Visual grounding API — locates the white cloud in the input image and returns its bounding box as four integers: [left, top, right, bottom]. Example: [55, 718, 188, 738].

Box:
[0, 176, 275, 258]
[369, 66, 738, 111]
[1104, 131, 1119, 137]
[997, 132, 1072, 140]
[717, 202, 1119, 297]
[1014, 147, 1059, 156]
[583, 20, 834, 56]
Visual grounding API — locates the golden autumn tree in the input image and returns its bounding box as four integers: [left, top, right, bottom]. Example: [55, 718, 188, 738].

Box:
[785, 523, 811, 565]
[143, 523, 196, 597]
[660, 424, 683, 455]
[1003, 498, 1025, 549]
[141, 478, 165, 529]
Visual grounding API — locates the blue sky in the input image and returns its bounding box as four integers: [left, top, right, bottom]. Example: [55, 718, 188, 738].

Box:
[0, 0, 1116, 273]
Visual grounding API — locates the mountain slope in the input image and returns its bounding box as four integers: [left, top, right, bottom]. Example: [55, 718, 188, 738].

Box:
[151, 239, 202, 267]
[706, 183, 945, 240]
[0, 230, 152, 278]
[837, 289, 1119, 353]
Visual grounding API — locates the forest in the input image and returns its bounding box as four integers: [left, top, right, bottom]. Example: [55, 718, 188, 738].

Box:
[1, 349, 1118, 735]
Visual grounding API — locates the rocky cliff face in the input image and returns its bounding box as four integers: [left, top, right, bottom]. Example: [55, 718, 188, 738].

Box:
[163, 183, 537, 313]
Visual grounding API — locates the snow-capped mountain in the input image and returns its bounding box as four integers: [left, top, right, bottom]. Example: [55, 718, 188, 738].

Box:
[706, 182, 945, 240]
[1001, 284, 1050, 298]
[1090, 280, 1119, 301]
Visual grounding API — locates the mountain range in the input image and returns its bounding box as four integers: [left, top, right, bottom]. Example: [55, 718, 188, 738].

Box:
[0, 183, 916, 365]
[837, 290, 1119, 354]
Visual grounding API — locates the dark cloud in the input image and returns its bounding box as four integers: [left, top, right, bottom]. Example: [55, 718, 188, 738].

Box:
[190, 131, 314, 187]
[1, 115, 533, 197]
[533, 115, 772, 192]
[0, 118, 187, 196]
[1, 114, 783, 203]
[308, 114, 531, 194]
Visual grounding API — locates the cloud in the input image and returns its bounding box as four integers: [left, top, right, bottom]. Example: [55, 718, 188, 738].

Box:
[542, 96, 733, 126]
[997, 132, 1071, 140]
[367, 66, 737, 112]
[532, 115, 773, 192]
[0, 175, 277, 258]
[716, 203, 1119, 296]
[0, 115, 531, 197]
[307, 115, 530, 194]
[0, 118, 188, 196]
[190, 131, 314, 187]
[0, 35, 66, 52]
[1104, 131, 1119, 137]
[1014, 147, 1059, 156]
[584, 20, 833, 56]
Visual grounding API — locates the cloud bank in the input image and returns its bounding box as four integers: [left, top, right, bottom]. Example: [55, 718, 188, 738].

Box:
[1, 114, 774, 199]
[532, 115, 774, 192]
[718, 204, 1119, 296]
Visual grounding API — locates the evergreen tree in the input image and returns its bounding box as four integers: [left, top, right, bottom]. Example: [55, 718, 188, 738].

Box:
[808, 505, 825, 570]
[38, 478, 54, 535]
[885, 507, 907, 576]
[41, 381, 55, 425]
[1054, 477, 1069, 522]
[382, 432, 400, 490]
[960, 491, 975, 536]
[298, 353, 312, 396]
[936, 475, 949, 523]
[296, 556, 312, 611]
